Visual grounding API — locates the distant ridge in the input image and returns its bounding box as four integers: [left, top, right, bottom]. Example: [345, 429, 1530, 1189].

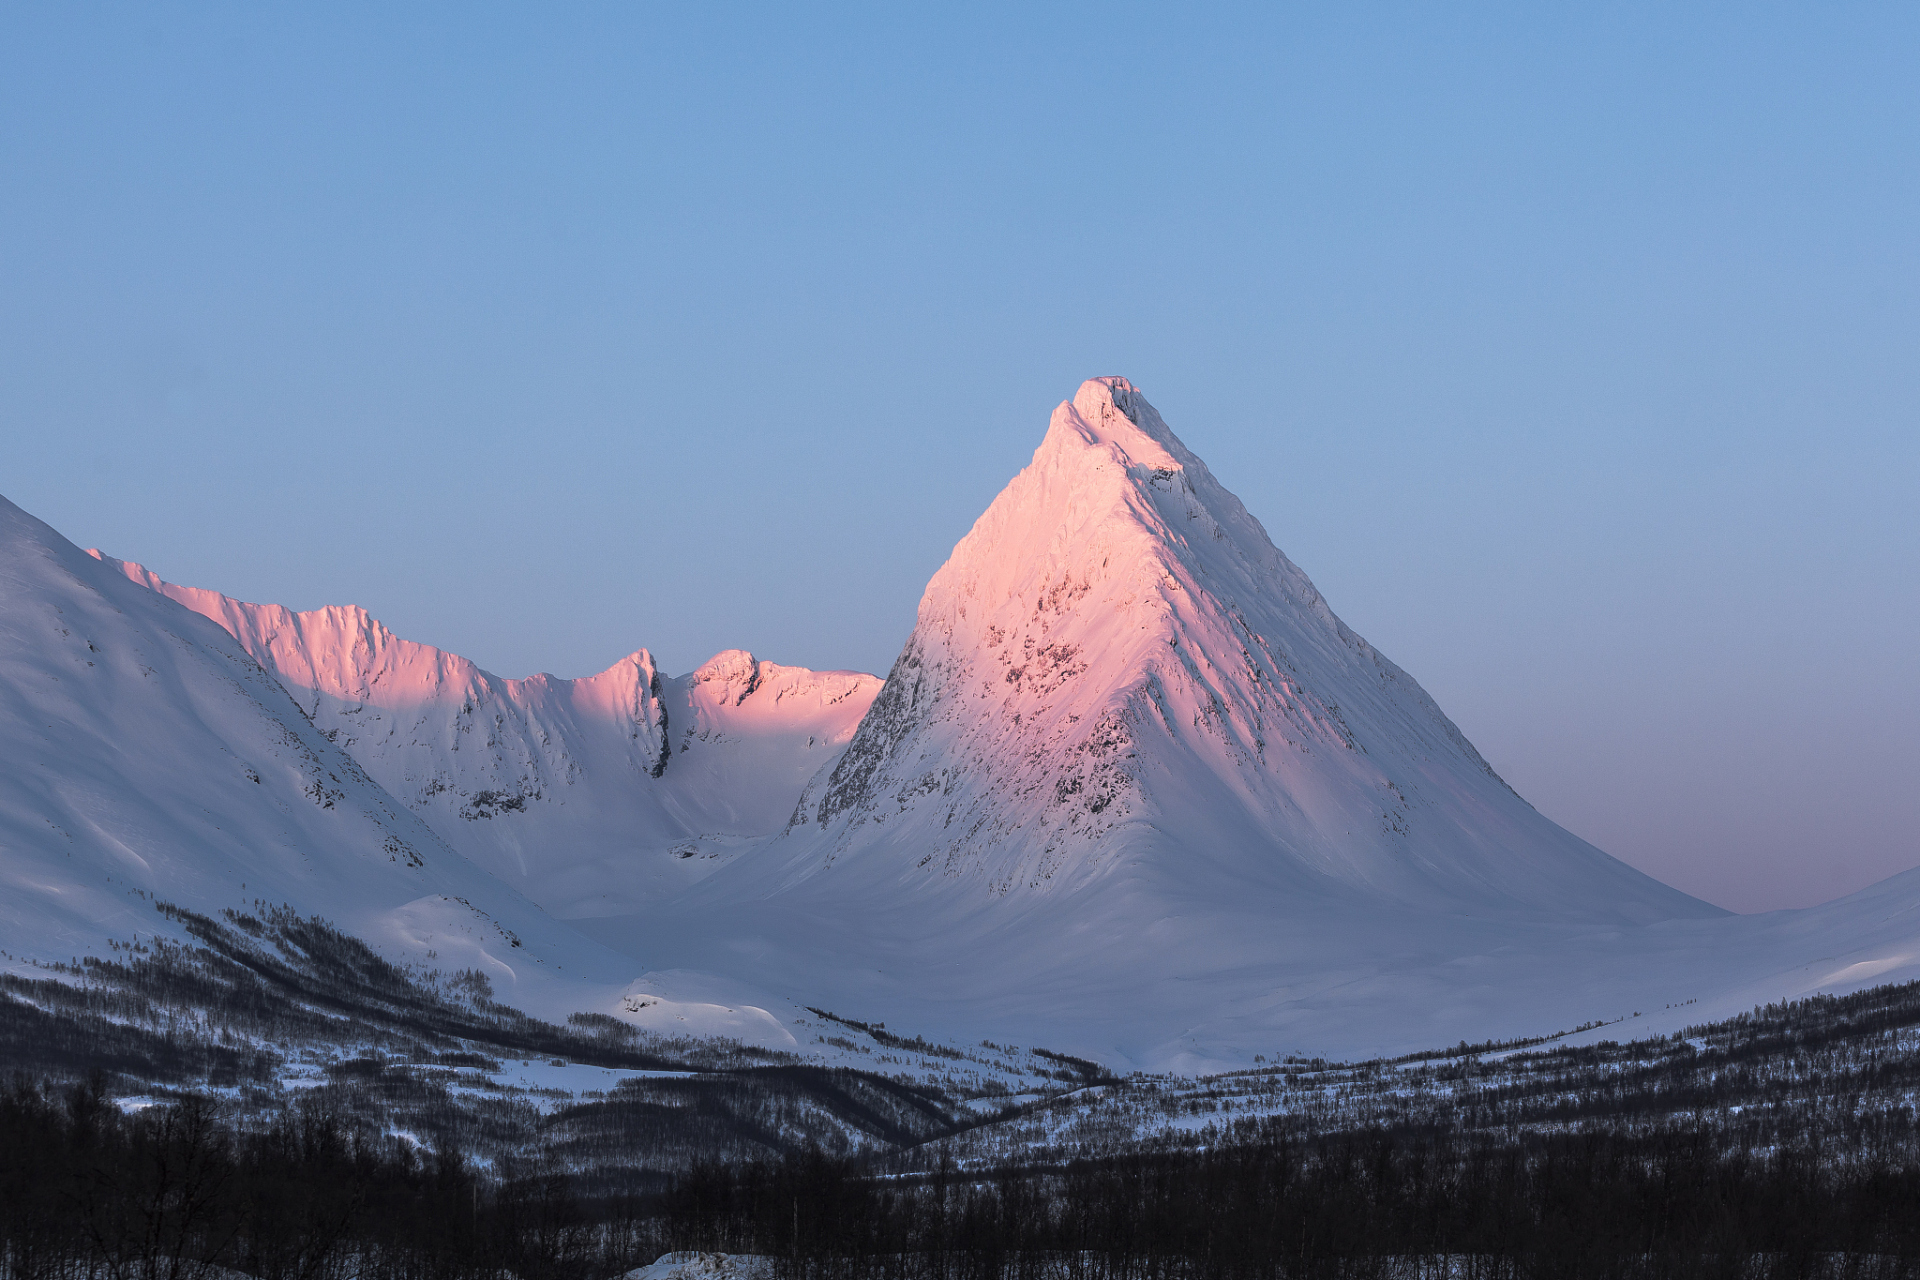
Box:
[0, 493, 632, 1014]
[93, 552, 882, 919]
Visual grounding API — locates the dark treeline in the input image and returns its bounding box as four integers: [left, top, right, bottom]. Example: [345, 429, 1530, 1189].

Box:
[0, 1073, 665, 1280]
[674, 1128, 1920, 1279]
[12, 1069, 1920, 1279]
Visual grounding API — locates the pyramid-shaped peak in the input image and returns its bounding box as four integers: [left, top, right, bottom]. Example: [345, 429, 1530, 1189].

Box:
[764, 377, 1708, 925]
[938, 376, 1287, 631]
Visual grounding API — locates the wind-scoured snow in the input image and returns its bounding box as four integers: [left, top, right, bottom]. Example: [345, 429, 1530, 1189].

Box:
[91, 555, 880, 918]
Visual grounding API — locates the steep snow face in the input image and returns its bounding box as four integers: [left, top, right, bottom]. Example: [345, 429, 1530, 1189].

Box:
[94, 556, 881, 918]
[0, 495, 638, 1013]
[774, 378, 1709, 921]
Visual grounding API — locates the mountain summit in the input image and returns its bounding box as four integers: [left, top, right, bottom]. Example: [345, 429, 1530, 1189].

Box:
[769, 377, 1707, 921]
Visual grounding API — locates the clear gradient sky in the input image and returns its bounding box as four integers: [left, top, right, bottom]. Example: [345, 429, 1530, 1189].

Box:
[4, 4, 1916, 913]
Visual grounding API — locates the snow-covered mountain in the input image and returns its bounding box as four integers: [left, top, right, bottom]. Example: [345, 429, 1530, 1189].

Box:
[570, 377, 1920, 1068]
[9, 376, 1919, 1073]
[0, 494, 645, 1021]
[584, 378, 1772, 1064]
[90, 556, 881, 918]
[765, 377, 1710, 920]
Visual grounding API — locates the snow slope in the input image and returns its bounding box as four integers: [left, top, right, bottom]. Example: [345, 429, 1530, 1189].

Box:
[0, 494, 665, 1027]
[91, 556, 880, 919]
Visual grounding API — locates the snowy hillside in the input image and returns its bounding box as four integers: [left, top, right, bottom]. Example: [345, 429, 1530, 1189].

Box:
[92, 555, 880, 918]
[0, 495, 648, 1022]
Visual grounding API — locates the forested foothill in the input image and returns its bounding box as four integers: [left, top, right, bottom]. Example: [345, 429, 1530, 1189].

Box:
[0, 904, 1067, 1189]
[6, 907, 1920, 1276]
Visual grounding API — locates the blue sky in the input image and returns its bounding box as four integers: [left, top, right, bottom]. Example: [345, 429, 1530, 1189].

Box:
[4, 3, 1916, 911]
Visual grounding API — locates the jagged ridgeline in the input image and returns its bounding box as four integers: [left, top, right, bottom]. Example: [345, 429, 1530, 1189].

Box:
[91, 551, 884, 920]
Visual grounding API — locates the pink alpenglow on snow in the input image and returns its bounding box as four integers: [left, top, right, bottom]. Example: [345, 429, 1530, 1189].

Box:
[10, 376, 1920, 1070]
[92, 551, 882, 919]
[763, 378, 1712, 917]
[0, 494, 640, 1020]
[591, 377, 1773, 1065]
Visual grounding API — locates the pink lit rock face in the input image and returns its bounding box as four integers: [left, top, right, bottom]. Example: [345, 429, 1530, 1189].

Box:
[747, 378, 1710, 917]
[91, 555, 881, 918]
